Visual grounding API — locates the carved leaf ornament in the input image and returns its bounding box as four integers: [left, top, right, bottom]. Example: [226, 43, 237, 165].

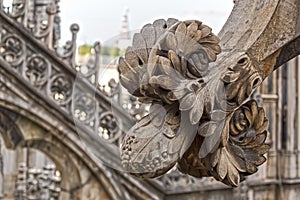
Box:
[119, 19, 270, 187]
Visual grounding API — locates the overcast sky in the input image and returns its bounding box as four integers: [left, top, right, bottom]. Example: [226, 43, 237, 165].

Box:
[59, 0, 234, 45]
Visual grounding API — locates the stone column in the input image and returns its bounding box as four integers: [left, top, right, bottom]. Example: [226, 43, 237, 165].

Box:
[282, 57, 298, 179]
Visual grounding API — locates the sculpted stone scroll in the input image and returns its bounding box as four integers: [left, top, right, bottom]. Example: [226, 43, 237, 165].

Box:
[118, 0, 300, 187]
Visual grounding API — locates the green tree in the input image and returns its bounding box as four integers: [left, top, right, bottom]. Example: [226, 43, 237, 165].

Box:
[78, 44, 93, 56]
[100, 46, 110, 56]
[110, 47, 121, 57]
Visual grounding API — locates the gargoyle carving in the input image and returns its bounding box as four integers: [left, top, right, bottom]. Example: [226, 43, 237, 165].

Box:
[119, 18, 271, 187]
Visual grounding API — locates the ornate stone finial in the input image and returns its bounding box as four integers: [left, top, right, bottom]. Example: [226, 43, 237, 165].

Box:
[94, 41, 101, 54]
[59, 23, 79, 67]
[46, 1, 57, 15]
[69, 23, 79, 67]
[70, 23, 80, 34]
[93, 41, 101, 84]
[118, 18, 270, 187]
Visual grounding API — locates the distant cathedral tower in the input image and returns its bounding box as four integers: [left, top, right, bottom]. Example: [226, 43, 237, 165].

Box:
[120, 8, 130, 40]
[118, 8, 131, 49]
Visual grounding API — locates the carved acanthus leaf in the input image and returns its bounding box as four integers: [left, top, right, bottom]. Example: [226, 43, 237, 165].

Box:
[119, 18, 222, 178]
[118, 18, 270, 187]
[118, 19, 220, 105]
[211, 100, 270, 186]
[178, 100, 270, 187]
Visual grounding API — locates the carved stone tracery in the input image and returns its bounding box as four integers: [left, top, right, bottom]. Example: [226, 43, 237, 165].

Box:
[48, 73, 72, 105]
[0, 21, 126, 147]
[0, 33, 25, 68]
[25, 54, 51, 86]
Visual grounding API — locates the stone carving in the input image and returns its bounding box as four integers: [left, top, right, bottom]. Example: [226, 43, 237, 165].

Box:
[126, 96, 148, 121]
[72, 92, 97, 124]
[25, 54, 51, 86]
[0, 20, 126, 148]
[100, 79, 148, 121]
[14, 163, 61, 200]
[10, 0, 26, 23]
[98, 111, 123, 144]
[0, 34, 24, 67]
[119, 19, 270, 187]
[10, 0, 60, 49]
[178, 100, 269, 186]
[1, 0, 300, 197]
[99, 78, 121, 99]
[47, 74, 72, 105]
[59, 24, 79, 68]
[75, 42, 101, 85]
